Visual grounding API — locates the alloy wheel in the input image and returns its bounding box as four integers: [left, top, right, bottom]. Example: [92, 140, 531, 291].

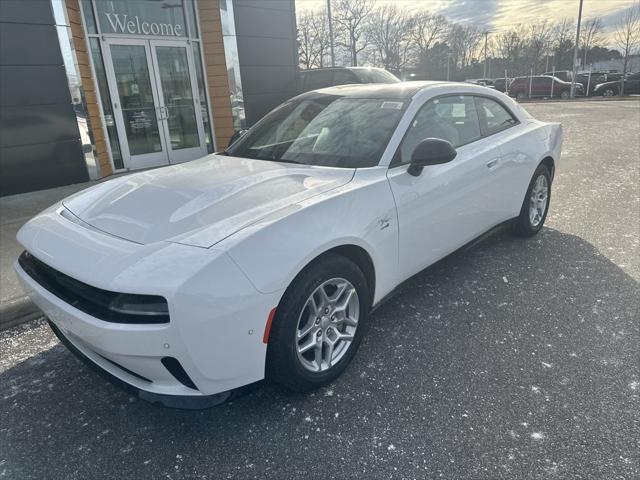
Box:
[529, 175, 549, 227]
[295, 278, 359, 372]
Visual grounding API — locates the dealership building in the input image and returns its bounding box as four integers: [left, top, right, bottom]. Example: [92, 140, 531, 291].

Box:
[0, 0, 297, 196]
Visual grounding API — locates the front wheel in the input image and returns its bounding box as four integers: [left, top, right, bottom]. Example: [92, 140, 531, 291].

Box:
[266, 254, 370, 392]
[602, 87, 617, 97]
[512, 164, 551, 237]
[516, 91, 527, 100]
[560, 90, 570, 99]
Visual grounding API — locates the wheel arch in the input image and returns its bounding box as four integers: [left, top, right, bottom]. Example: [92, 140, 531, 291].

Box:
[540, 156, 555, 181]
[278, 243, 377, 310]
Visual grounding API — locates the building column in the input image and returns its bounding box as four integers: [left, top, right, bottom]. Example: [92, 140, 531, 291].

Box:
[66, 0, 113, 177]
[198, 0, 235, 150]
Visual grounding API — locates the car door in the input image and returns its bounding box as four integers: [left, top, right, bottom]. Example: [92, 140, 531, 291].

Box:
[386, 95, 503, 278]
[474, 96, 525, 220]
[535, 77, 551, 97]
[626, 73, 640, 93]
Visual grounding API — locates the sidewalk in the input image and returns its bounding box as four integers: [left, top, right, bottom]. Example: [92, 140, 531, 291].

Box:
[0, 182, 95, 330]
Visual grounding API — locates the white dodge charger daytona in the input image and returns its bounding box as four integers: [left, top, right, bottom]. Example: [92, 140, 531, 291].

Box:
[16, 82, 562, 408]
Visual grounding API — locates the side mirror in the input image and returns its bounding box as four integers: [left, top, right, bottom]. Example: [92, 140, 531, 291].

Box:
[227, 129, 248, 148]
[408, 138, 457, 176]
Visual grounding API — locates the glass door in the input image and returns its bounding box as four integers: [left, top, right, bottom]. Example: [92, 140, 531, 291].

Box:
[149, 40, 207, 163]
[102, 38, 207, 170]
[103, 38, 169, 169]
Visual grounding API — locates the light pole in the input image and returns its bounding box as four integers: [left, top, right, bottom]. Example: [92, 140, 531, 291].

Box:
[327, 0, 335, 67]
[570, 0, 584, 98]
[446, 53, 452, 80]
[483, 31, 492, 78]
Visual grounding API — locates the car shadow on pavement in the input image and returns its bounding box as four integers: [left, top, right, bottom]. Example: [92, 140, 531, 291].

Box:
[1, 228, 638, 479]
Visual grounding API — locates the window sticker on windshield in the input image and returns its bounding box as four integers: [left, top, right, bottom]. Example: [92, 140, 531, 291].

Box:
[381, 101, 403, 110]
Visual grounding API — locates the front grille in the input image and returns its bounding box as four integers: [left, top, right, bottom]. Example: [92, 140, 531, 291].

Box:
[19, 251, 169, 324]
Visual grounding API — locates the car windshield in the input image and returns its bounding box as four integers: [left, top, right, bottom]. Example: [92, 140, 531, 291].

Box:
[352, 69, 400, 84]
[226, 95, 406, 168]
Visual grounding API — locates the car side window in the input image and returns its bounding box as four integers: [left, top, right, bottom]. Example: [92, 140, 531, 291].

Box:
[397, 95, 480, 165]
[303, 70, 333, 91]
[333, 69, 357, 85]
[475, 97, 518, 136]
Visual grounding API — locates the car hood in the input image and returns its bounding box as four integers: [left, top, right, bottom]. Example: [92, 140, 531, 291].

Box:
[63, 155, 355, 248]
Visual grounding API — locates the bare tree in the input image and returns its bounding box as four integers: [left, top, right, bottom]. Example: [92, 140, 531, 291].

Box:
[333, 0, 376, 66]
[496, 28, 527, 76]
[311, 11, 332, 68]
[366, 4, 413, 73]
[580, 17, 604, 67]
[524, 20, 554, 73]
[613, 1, 640, 94]
[297, 11, 331, 69]
[551, 18, 575, 70]
[298, 12, 318, 69]
[411, 12, 448, 58]
[447, 24, 483, 74]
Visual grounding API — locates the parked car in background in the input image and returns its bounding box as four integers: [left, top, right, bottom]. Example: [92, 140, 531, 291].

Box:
[509, 76, 584, 99]
[542, 70, 573, 82]
[296, 67, 399, 94]
[492, 78, 509, 93]
[466, 78, 494, 86]
[15, 82, 562, 408]
[592, 72, 640, 96]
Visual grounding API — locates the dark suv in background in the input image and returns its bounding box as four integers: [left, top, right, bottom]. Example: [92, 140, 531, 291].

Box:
[593, 72, 640, 96]
[508, 76, 584, 99]
[296, 67, 399, 94]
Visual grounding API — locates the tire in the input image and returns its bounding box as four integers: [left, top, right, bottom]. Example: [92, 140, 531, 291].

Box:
[603, 87, 616, 97]
[266, 254, 371, 392]
[516, 92, 526, 100]
[560, 90, 570, 99]
[512, 163, 552, 237]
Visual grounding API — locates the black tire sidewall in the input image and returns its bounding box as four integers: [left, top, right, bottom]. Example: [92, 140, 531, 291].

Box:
[513, 164, 552, 237]
[266, 254, 370, 391]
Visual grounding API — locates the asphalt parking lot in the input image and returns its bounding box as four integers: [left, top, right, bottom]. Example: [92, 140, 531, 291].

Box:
[1, 100, 639, 480]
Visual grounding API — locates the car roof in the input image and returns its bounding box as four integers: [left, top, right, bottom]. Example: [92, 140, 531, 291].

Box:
[300, 66, 389, 73]
[297, 81, 450, 100]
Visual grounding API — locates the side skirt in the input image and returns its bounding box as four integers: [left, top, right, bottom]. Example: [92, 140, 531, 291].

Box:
[370, 218, 517, 314]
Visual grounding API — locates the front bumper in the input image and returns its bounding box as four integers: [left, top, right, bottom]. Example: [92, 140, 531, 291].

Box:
[47, 318, 242, 409]
[15, 205, 282, 405]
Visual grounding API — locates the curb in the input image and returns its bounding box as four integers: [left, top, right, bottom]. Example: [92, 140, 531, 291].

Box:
[0, 296, 41, 331]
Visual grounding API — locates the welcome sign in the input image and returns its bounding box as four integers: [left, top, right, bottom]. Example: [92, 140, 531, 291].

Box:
[104, 13, 184, 36]
[96, 0, 187, 37]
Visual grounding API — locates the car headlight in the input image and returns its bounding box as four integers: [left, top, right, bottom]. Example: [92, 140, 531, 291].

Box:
[108, 293, 169, 317]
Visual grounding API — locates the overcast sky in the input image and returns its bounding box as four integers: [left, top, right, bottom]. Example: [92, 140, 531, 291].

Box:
[295, 0, 634, 46]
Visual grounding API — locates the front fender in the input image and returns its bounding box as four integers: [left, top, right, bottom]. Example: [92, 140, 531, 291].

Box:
[221, 168, 399, 304]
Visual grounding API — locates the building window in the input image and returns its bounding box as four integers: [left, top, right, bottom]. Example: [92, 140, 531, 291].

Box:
[89, 38, 124, 169]
[220, 0, 246, 130]
[192, 42, 213, 153]
[93, 0, 188, 37]
[79, 0, 215, 166]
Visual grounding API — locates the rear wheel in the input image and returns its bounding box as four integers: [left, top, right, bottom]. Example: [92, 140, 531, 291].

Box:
[266, 254, 370, 392]
[560, 90, 570, 99]
[512, 164, 551, 237]
[516, 91, 527, 100]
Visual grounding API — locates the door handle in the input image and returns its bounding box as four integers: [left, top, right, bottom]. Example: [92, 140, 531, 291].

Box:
[157, 106, 169, 120]
[486, 158, 499, 169]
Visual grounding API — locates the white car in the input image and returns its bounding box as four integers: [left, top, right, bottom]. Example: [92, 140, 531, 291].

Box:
[15, 82, 562, 408]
